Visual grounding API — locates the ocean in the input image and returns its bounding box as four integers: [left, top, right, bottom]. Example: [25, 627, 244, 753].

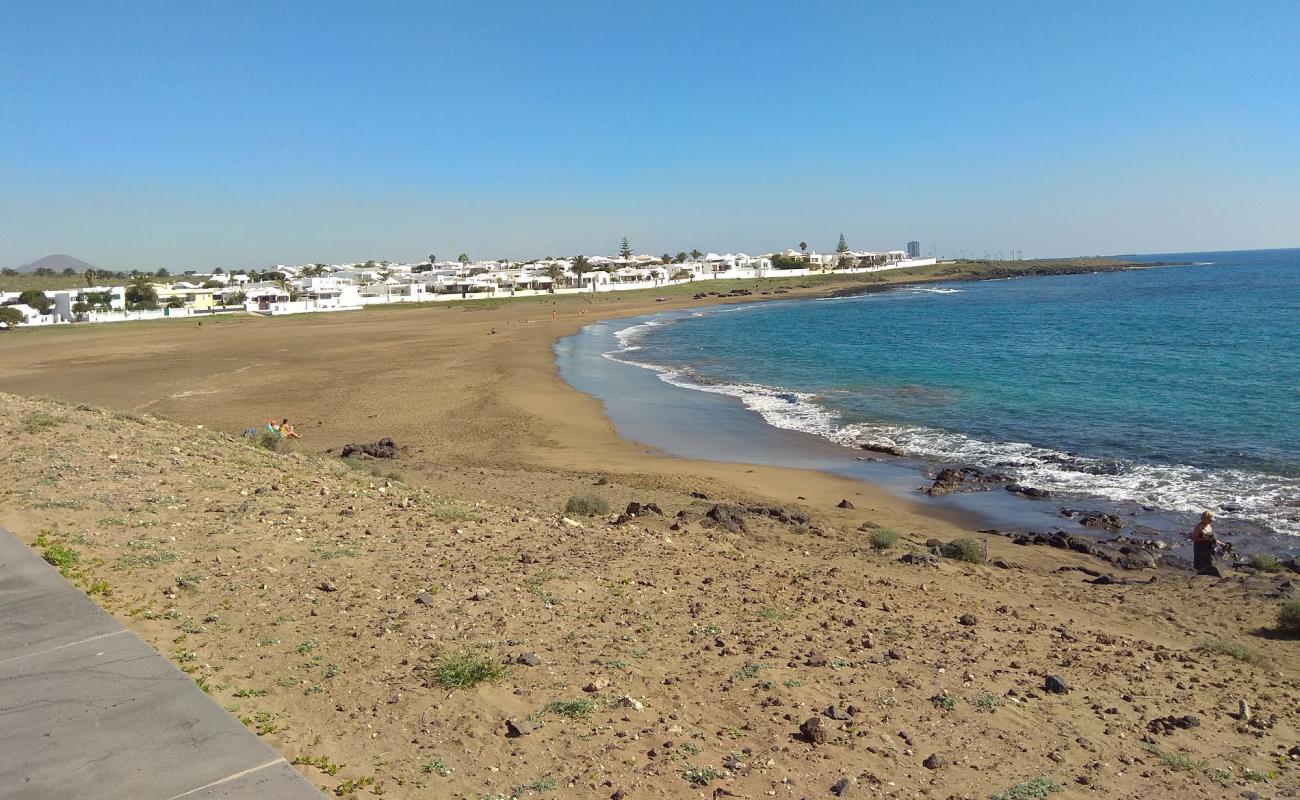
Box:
[557, 249, 1300, 551]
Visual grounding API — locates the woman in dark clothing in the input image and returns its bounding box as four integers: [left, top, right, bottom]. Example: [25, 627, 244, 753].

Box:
[1190, 510, 1220, 576]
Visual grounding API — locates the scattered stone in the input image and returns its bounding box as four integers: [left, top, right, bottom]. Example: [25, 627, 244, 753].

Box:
[800, 716, 833, 744]
[584, 677, 610, 692]
[836, 499, 854, 509]
[823, 705, 851, 721]
[518, 552, 536, 564]
[317, 579, 338, 593]
[897, 552, 939, 566]
[922, 753, 948, 770]
[830, 777, 852, 796]
[620, 695, 645, 711]
[414, 592, 436, 606]
[471, 587, 491, 601]
[517, 652, 541, 667]
[1147, 714, 1201, 735]
[958, 613, 978, 626]
[1044, 675, 1070, 694]
[1238, 699, 1251, 722]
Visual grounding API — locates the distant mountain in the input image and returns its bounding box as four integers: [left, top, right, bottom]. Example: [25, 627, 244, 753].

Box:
[16, 254, 98, 272]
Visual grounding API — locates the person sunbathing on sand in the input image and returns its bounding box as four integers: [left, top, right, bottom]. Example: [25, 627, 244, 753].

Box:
[279, 419, 301, 439]
[1190, 510, 1221, 577]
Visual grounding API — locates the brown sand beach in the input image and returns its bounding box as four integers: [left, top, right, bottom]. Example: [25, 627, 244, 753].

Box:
[1, 262, 1297, 799]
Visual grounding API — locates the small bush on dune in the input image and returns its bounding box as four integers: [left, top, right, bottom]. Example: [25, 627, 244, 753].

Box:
[1247, 553, 1283, 573]
[1196, 638, 1261, 664]
[563, 493, 610, 517]
[427, 651, 511, 691]
[943, 538, 986, 564]
[1278, 599, 1300, 636]
[869, 529, 899, 550]
[256, 430, 281, 451]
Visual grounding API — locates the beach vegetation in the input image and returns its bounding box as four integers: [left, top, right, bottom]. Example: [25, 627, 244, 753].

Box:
[682, 766, 723, 786]
[0, 306, 24, 328]
[943, 538, 986, 564]
[21, 411, 61, 433]
[421, 758, 452, 777]
[930, 691, 958, 711]
[512, 776, 557, 795]
[537, 697, 599, 721]
[41, 543, 81, 574]
[563, 493, 610, 517]
[292, 754, 343, 776]
[425, 651, 511, 691]
[255, 430, 281, 451]
[989, 777, 1060, 800]
[1196, 638, 1262, 664]
[1277, 599, 1300, 635]
[868, 528, 899, 550]
[1247, 553, 1283, 573]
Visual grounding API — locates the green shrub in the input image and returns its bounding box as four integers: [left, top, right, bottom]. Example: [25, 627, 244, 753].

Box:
[426, 651, 510, 691]
[943, 538, 986, 564]
[42, 544, 81, 574]
[869, 528, 899, 550]
[256, 430, 281, 451]
[1278, 599, 1300, 635]
[563, 493, 610, 517]
[1247, 553, 1283, 573]
[1196, 638, 1261, 664]
[990, 778, 1061, 800]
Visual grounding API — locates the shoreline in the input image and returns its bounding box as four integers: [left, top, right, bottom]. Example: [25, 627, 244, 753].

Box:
[548, 269, 1297, 559]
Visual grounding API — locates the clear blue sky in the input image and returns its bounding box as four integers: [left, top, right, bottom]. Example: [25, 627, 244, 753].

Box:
[2, 1, 1297, 270]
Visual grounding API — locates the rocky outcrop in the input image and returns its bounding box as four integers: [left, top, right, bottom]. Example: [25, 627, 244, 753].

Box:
[1060, 508, 1125, 530]
[340, 438, 399, 459]
[925, 466, 1009, 496]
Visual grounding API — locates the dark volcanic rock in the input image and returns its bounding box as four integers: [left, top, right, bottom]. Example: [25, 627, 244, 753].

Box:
[925, 466, 1009, 497]
[704, 504, 747, 534]
[1060, 508, 1125, 530]
[1044, 675, 1071, 694]
[859, 443, 905, 457]
[922, 753, 948, 770]
[800, 716, 833, 744]
[1006, 484, 1052, 498]
[340, 438, 399, 459]
[836, 499, 855, 509]
[830, 777, 852, 796]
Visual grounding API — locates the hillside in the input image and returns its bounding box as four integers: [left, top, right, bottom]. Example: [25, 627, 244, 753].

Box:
[1, 392, 1296, 799]
[15, 254, 98, 272]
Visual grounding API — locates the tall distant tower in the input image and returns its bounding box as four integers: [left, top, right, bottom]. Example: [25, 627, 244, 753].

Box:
[906, 240, 920, 259]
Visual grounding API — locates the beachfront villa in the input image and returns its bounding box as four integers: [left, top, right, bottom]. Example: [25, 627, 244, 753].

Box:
[1, 245, 938, 325]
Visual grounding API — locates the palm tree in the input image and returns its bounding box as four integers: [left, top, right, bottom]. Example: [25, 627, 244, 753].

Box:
[799, 241, 807, 254]
[689, 249, 703, 262]
[545, 263, 564, 290]
[428, 253, 437, 265]
[84, 268, 98, 287]
[457, 253, 470, 266]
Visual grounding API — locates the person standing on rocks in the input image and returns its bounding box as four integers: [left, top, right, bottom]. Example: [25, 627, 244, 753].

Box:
[1190, 510, 1220, 576]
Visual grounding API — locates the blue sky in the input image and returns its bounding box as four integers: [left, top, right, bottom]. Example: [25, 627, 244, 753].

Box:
[2, 1, 1297, 270]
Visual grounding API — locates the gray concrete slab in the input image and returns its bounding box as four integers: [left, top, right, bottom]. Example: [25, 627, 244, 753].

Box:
[0, 537, 121, 661]
[0, 529, 321, 800]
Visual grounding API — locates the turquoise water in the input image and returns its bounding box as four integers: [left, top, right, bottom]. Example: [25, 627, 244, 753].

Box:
[610, 250, 1300, 537]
